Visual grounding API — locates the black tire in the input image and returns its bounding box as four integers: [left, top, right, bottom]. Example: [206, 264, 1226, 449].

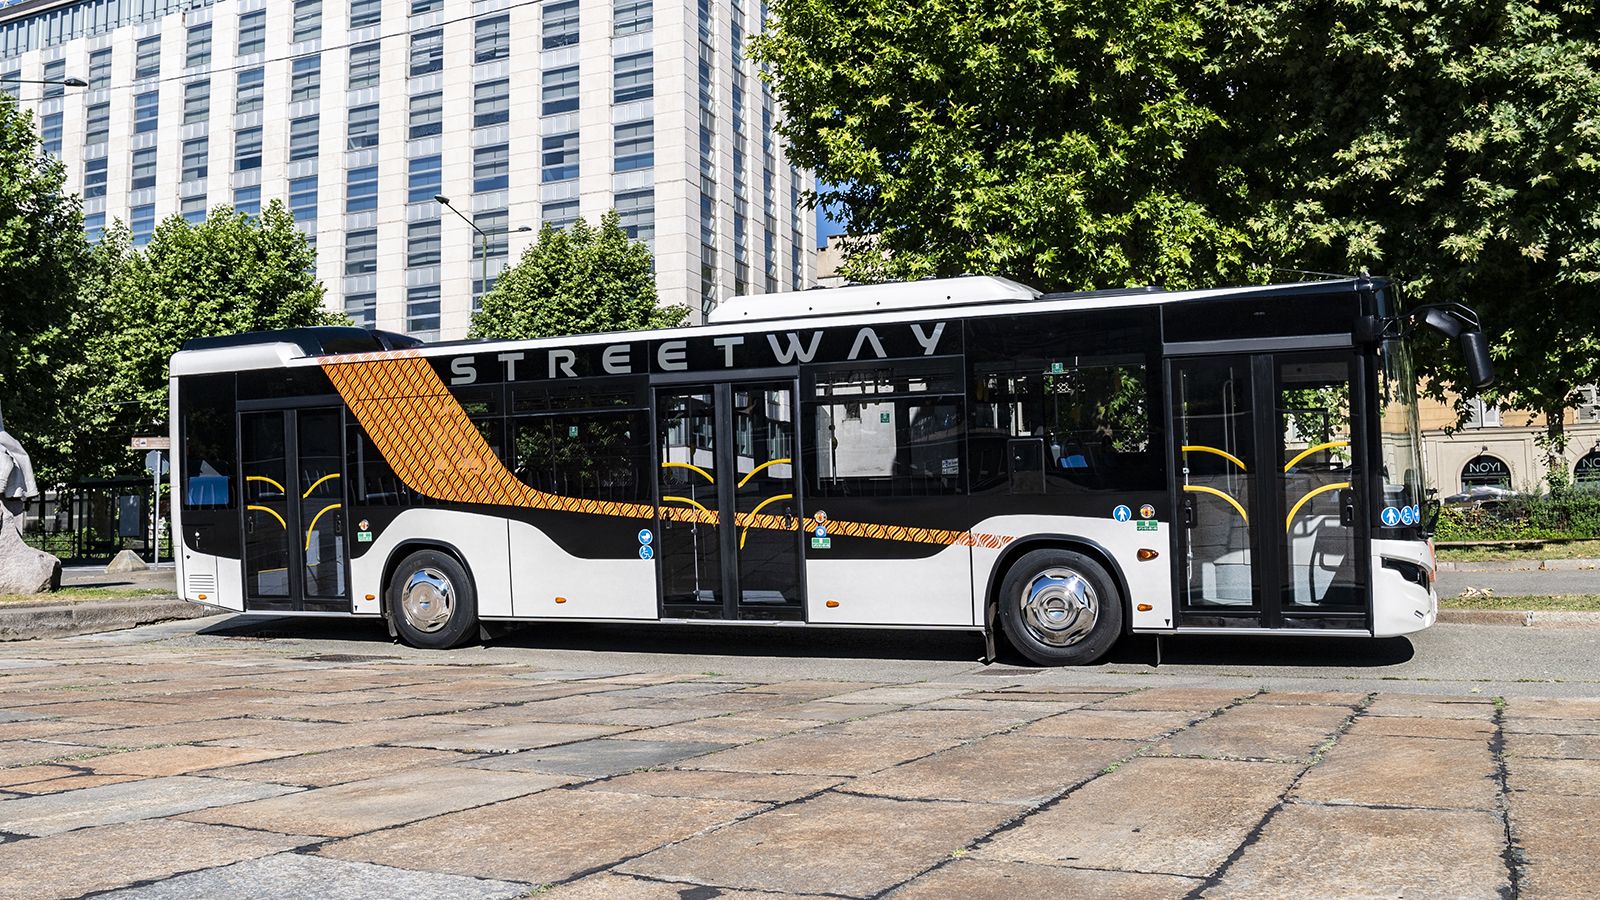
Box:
[387, 549, 478, 650]
[996, 548, 1123, 666]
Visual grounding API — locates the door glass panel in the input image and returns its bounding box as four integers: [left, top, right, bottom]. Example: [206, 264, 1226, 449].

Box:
[1279, 358, 1360, 612]
[1175, 360, 1256, 611]
[733, 383, 801, 610]
[298, 408, 347, 601]
[657, 389, 721, 608]
[241, 411, 291, 599]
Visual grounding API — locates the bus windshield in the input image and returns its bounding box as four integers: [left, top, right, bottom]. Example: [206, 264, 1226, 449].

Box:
[1377, 334, 1424, 516]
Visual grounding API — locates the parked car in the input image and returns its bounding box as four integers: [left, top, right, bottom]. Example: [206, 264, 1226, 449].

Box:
[1443, 485, 1518, 507]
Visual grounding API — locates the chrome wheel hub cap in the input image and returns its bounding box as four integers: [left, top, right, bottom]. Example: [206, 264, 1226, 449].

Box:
[1019, 568, 1098, 647]
[401, 567, 454, 633]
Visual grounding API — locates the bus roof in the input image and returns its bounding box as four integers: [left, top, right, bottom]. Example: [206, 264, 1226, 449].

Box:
[170, 275, 1375, 375]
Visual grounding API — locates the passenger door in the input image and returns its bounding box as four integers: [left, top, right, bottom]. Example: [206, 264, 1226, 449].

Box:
[1169, 353, 1367, 629]
[239, 406, 350, 612]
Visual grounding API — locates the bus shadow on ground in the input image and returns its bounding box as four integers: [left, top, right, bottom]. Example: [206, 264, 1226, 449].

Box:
[199, 615, 1415, 670]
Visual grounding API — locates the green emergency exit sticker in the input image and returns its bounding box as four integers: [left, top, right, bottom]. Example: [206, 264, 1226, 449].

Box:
[357, 531, 373, 543]
[1049, 362, 1065, 374]
[1135, 520, 1159, 532]
[810, 537, 832, 549]
[880, 412, 891, 423]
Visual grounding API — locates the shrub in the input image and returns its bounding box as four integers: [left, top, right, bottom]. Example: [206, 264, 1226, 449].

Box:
[1436, 490, 1600, 542]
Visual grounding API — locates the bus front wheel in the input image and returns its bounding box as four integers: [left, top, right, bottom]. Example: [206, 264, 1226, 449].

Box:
[388, 549, 479, 650]
[997, 549, 1122, 666]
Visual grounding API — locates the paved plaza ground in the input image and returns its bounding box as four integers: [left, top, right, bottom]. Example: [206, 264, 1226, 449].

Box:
[0, 615, 1597, 898]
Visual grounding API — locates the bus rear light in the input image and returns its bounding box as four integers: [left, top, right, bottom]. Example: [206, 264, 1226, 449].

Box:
[825, 600, 839, 608]
[555, 597, 568, 604]
[1137, 549, 1159, 561]
[1136, 603, 1152, 612]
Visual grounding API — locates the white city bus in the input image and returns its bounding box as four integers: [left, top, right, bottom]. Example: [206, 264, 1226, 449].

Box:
[168, 275, 1493, 665]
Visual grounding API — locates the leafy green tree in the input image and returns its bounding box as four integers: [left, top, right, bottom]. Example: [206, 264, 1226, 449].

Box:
[1205, 1, 1600, 466]
[749, 0, 1252, 290]
[74, 201, 342, 478]
[471, 211, 687, 340]
[0, 95, 90, 485]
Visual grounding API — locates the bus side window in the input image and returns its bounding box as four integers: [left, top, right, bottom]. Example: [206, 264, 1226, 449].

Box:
[180, 373, 237, 510]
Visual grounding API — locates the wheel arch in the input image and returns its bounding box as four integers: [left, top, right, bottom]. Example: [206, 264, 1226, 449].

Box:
[984, 534, 1134, 635]
[381, 539, 479, 625]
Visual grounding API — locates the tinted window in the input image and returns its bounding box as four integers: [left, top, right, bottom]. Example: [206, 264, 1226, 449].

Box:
[180, 374, 236, 509]
[804, 358, 964, 497]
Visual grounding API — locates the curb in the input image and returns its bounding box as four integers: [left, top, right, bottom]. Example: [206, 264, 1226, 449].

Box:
[0, 595, 214, 642]
[1436, 558, 1600, 573]
[1438, 608, 1600, 628]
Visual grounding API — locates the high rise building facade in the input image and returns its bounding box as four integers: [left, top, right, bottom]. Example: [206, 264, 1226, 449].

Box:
[0, 0, 814, 339]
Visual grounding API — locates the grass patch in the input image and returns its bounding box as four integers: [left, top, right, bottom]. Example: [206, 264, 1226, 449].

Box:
[1441, 593, 1600, 612]
[0, 587, 172, 606]
[1436, 539, 1600, 563]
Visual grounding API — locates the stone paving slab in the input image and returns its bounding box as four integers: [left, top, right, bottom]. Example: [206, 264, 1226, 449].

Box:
[1204, 802, 1510, 898]
[1020, 707, 1200, 741]
[977, 756, 1300, 877]
[182, 766, 569, 837]
[889, 858, 1201, 899]
[0, 819, 309, 900]
[396, 721, 628, 753]
[98, 851, 530, 900]
[202, 745, 469, 787]
[620, 791, 1016, 897]
[540, 872, 836, 898]
[1151, 702, 1352, 762]
[0, 774, 300, 836]
[320, 788, 761, 885]
[1511, 792, 1600, 897]
[462, 738, 730, 776]
[585, 768, 844, 804]
[1293, 733, 1499, 810]
[1506, 756, 1600, 797]
[846, 734, 1140, 806]
[682, 730, 961, 776]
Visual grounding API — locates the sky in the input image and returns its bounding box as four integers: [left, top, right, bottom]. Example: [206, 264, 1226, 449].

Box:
[814, 182, 847, 248]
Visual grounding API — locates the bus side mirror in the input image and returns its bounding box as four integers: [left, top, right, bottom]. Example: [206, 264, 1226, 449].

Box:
[1460, 331, 1495, 390]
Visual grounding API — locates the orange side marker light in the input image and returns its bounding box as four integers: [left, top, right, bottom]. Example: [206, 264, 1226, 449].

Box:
[825, 600, 839, 608]
[1136, 548, 1160, 561]
[1136, 603, 1153, 612]
[555, 597, 568, 604]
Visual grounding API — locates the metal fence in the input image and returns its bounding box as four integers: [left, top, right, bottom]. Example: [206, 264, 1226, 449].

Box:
[16, 477, 171, 564]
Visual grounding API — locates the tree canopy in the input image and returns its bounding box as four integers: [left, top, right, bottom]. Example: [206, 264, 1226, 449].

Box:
[470, 211, 687, 340]
[753, 0, 1600, 452]
[0, 95, 89, 483]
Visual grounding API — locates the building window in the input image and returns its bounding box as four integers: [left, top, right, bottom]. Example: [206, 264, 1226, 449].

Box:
[616, 189, 653, 242]
[0, 72, 16, 100]
[85, 102, 111, 146]
[1465, 398, 1502, 429]
[412, 0, 444, 13]
[347, 104, 379, 150]
[289, 116, 319, 161]
[543, 199, 578, 230]
[133, 90, 159, 134]
[1460, 454, 1512, 491]
[85, 211, 106, 242]
[409, 91, 443, 139]
[181, 137, 208, 181]
[613, 52, 653, 103]
[42, 59, 65, 99]
[614, 0, 652, 36]
[543, 0, 579, 49]
[346, 166, 379, 212]
[407, 220, 441, 267]
[350, 0, 382, 29]
[183, 80, 210, 125]
[475, 14, 510, 62]
[476, 208, 509, 259]
[290, 56, 321, 103]
[234, 127, 262, 171]
[349, 42, 381, 90]
[131, 204, 156, 246]
[88, 48, 112, 91]
[407, 284, 441, 335]
[293, 0, 322, 43]
[235, 185, 261, 216]
[474, 144, 509, 193]
[410, 29, 444, 76]
[541, 132, 579, 183]
[186, 22, 212, 68]
[131, 146, 157, 190]
[83, 156, 107, 199]
[135, 36, 161, 80]
[1575, 385, 1600, 424]
[541, 66, 579, 115]
[40, 111, 63, 155]
[474, 79, 510, 128]
[345, 228, 378, 274]
[408, 155, 443, 203]
[289, 175, 318, 223]
[236, 68, 264, 114]
[614, 121, 653, 172]
[345, 292, 376, 327]
[238, 11, 266, 56]
[181, 196, 206, 224]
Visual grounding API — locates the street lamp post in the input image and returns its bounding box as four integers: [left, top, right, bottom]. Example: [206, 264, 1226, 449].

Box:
[0, 76, 89, 87]
[434, 195, 530, 300]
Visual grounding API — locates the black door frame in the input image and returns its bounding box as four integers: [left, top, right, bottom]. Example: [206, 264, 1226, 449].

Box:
[1166, 349, 1371, 630]
[236, 400, 351, 612]
[652, 372, 805, 621]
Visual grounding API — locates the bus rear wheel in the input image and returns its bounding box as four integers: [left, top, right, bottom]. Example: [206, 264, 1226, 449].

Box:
[388, 549, 478, 650]
[997, 549, 1122, 666]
